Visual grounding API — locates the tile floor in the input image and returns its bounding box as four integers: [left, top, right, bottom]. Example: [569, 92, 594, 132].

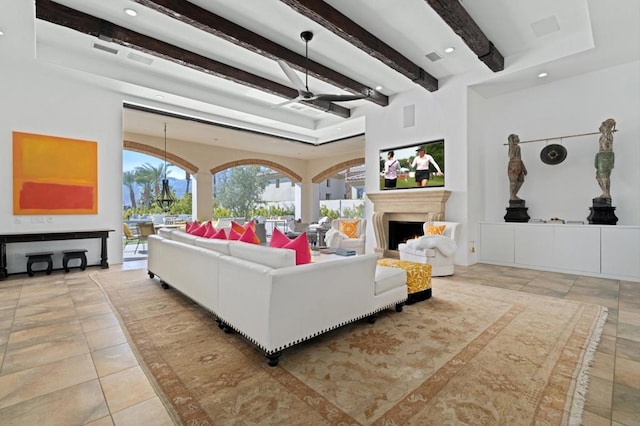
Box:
[0, 261, 638, 425]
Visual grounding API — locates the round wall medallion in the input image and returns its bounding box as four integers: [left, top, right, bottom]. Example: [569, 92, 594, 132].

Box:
[540, 144, 567, 165]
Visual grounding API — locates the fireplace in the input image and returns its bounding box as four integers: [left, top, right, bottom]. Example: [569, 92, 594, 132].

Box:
[388, 221, 423, 250]
[367, 190, 451, 258]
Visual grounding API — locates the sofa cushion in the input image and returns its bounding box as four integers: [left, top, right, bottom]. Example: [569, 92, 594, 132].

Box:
[156, 227, 173, 239]
[194, 237, 231, 255]
[283, 232, 312, 265]
[171, 230, 199, 245]
[228, 241, 295, 268]
[374, 266, 407, 295]
[339, 220, 359, 238]
[269, 227, 290, 248]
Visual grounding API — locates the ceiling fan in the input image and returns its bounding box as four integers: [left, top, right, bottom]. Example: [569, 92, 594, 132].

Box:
[275, 31, 368, 107]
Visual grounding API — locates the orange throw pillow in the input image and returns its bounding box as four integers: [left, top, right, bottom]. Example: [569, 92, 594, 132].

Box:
[238, 226, 260, 245]
[426, 224, 446, 235]
[340, 220, 359, 238]
[231, 221, 246, 235]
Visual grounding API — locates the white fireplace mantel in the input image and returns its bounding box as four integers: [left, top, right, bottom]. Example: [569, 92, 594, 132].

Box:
[367, 190, 451, 257]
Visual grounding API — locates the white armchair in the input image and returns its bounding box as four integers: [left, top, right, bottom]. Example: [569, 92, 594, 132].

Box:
[397, 221, 460, 276]
[324, 218, 367, 254]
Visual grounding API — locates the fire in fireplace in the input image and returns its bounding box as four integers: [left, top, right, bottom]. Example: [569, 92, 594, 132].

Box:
[388, 221, 424, 250]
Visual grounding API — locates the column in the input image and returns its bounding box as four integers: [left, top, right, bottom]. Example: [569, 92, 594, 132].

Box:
[294, 181, 320, 223]
[192, 171, 213, 222]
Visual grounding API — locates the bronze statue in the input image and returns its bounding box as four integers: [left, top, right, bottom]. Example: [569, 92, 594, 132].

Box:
[595, 118, 616, 199]
[507, 134, 527, 201]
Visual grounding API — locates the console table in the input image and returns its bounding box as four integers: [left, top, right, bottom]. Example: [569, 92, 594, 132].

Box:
[479, 222, 640, 281]
[0, 229, 114, 280]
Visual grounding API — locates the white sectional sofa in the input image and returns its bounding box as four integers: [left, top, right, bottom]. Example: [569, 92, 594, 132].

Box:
[147, 229, 407, 366]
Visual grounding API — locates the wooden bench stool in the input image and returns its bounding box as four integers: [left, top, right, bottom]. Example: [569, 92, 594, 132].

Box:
[62, 249, 88, 272]
[377, 258, 432, 304]
[26, 252, 54, 276]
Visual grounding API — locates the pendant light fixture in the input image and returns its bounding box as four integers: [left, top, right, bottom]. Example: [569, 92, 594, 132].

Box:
[157, 122, 174, 211]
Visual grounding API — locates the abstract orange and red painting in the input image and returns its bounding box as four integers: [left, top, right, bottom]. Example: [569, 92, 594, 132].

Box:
[13, 132, 98, 215]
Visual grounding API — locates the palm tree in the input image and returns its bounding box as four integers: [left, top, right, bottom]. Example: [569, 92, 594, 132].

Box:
[123, 171, 137, 209]
[134, 166, 154, 208]
[185, 171, 191, 194]
[137, 163, 167, 197]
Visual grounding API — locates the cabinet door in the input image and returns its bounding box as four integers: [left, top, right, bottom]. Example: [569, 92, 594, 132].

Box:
[601, 227, 640, 279]
[480, 224, 514, 263]
[514, 225, 554, 267]
[553, 226, 600, 273]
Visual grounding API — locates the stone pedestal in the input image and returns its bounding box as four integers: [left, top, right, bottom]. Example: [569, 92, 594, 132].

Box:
[588, 198, 618, 225]
[504, 199, 530, 223]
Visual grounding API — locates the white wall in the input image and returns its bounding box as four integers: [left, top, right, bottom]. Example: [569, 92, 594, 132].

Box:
[363, 61, 639, 266]
[480, 61, 640, 225]
[1, 61, 124, 272]
[364, 76, 473, 265]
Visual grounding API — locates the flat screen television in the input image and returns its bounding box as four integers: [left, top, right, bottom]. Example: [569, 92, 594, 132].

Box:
[379, 139, 445, 190]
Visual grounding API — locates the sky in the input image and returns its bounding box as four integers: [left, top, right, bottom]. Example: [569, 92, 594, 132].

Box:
[123, 150, 185, 179]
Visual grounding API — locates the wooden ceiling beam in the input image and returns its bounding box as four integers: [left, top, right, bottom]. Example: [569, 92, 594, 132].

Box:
[280, 0, 439, 92]
[132, 0, 388, 107]
[425, 0, 504, 72]
[35, 0, 351, 118]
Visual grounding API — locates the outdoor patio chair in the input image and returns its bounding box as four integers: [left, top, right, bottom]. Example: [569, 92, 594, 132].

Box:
[136, 222, 156, 254]
[123, 223, 140, 252]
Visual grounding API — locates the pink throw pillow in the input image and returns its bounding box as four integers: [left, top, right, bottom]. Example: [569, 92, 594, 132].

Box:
[283, 232, 311, 265]
[238, 226, 260, 244]
[203, 222, 218, 238]
[269, 228, 290, 248]
[210, 228, 227, 240]
[190, 222, 208, 237]
[228, 228, 242, 241]
[186, 221, 199, 233]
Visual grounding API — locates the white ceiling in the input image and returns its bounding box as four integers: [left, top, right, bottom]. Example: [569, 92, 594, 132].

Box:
[3, 0, 639, 160]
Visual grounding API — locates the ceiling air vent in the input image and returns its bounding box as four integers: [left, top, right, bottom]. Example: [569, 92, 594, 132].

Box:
[127, 52, 153, 65]
[531, 16, 560, 38]
[92, 42, 118, 55]
[425, 51, 442, 62]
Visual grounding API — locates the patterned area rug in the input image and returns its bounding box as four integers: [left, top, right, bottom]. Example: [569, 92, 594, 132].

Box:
[90, 269, 607, 425]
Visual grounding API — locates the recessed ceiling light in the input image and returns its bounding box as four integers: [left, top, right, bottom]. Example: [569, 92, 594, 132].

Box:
[444, 47, 455, 53]
[123, 8, 138, 17]
[0, 30, 4, 36]
[538, 72, 548, 78]
[375, 85, 383, 91]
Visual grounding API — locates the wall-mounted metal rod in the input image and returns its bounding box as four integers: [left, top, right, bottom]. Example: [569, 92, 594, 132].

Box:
[503, 129, 619, 145]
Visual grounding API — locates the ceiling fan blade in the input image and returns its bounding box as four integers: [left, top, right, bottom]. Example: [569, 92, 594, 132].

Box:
[276, 60, 306, 93]
[272, 96, 304, 108]
[314, 94, 368, 102]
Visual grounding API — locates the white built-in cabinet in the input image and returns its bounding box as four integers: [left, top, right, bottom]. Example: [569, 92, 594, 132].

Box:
[479, 222, 640, 281]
